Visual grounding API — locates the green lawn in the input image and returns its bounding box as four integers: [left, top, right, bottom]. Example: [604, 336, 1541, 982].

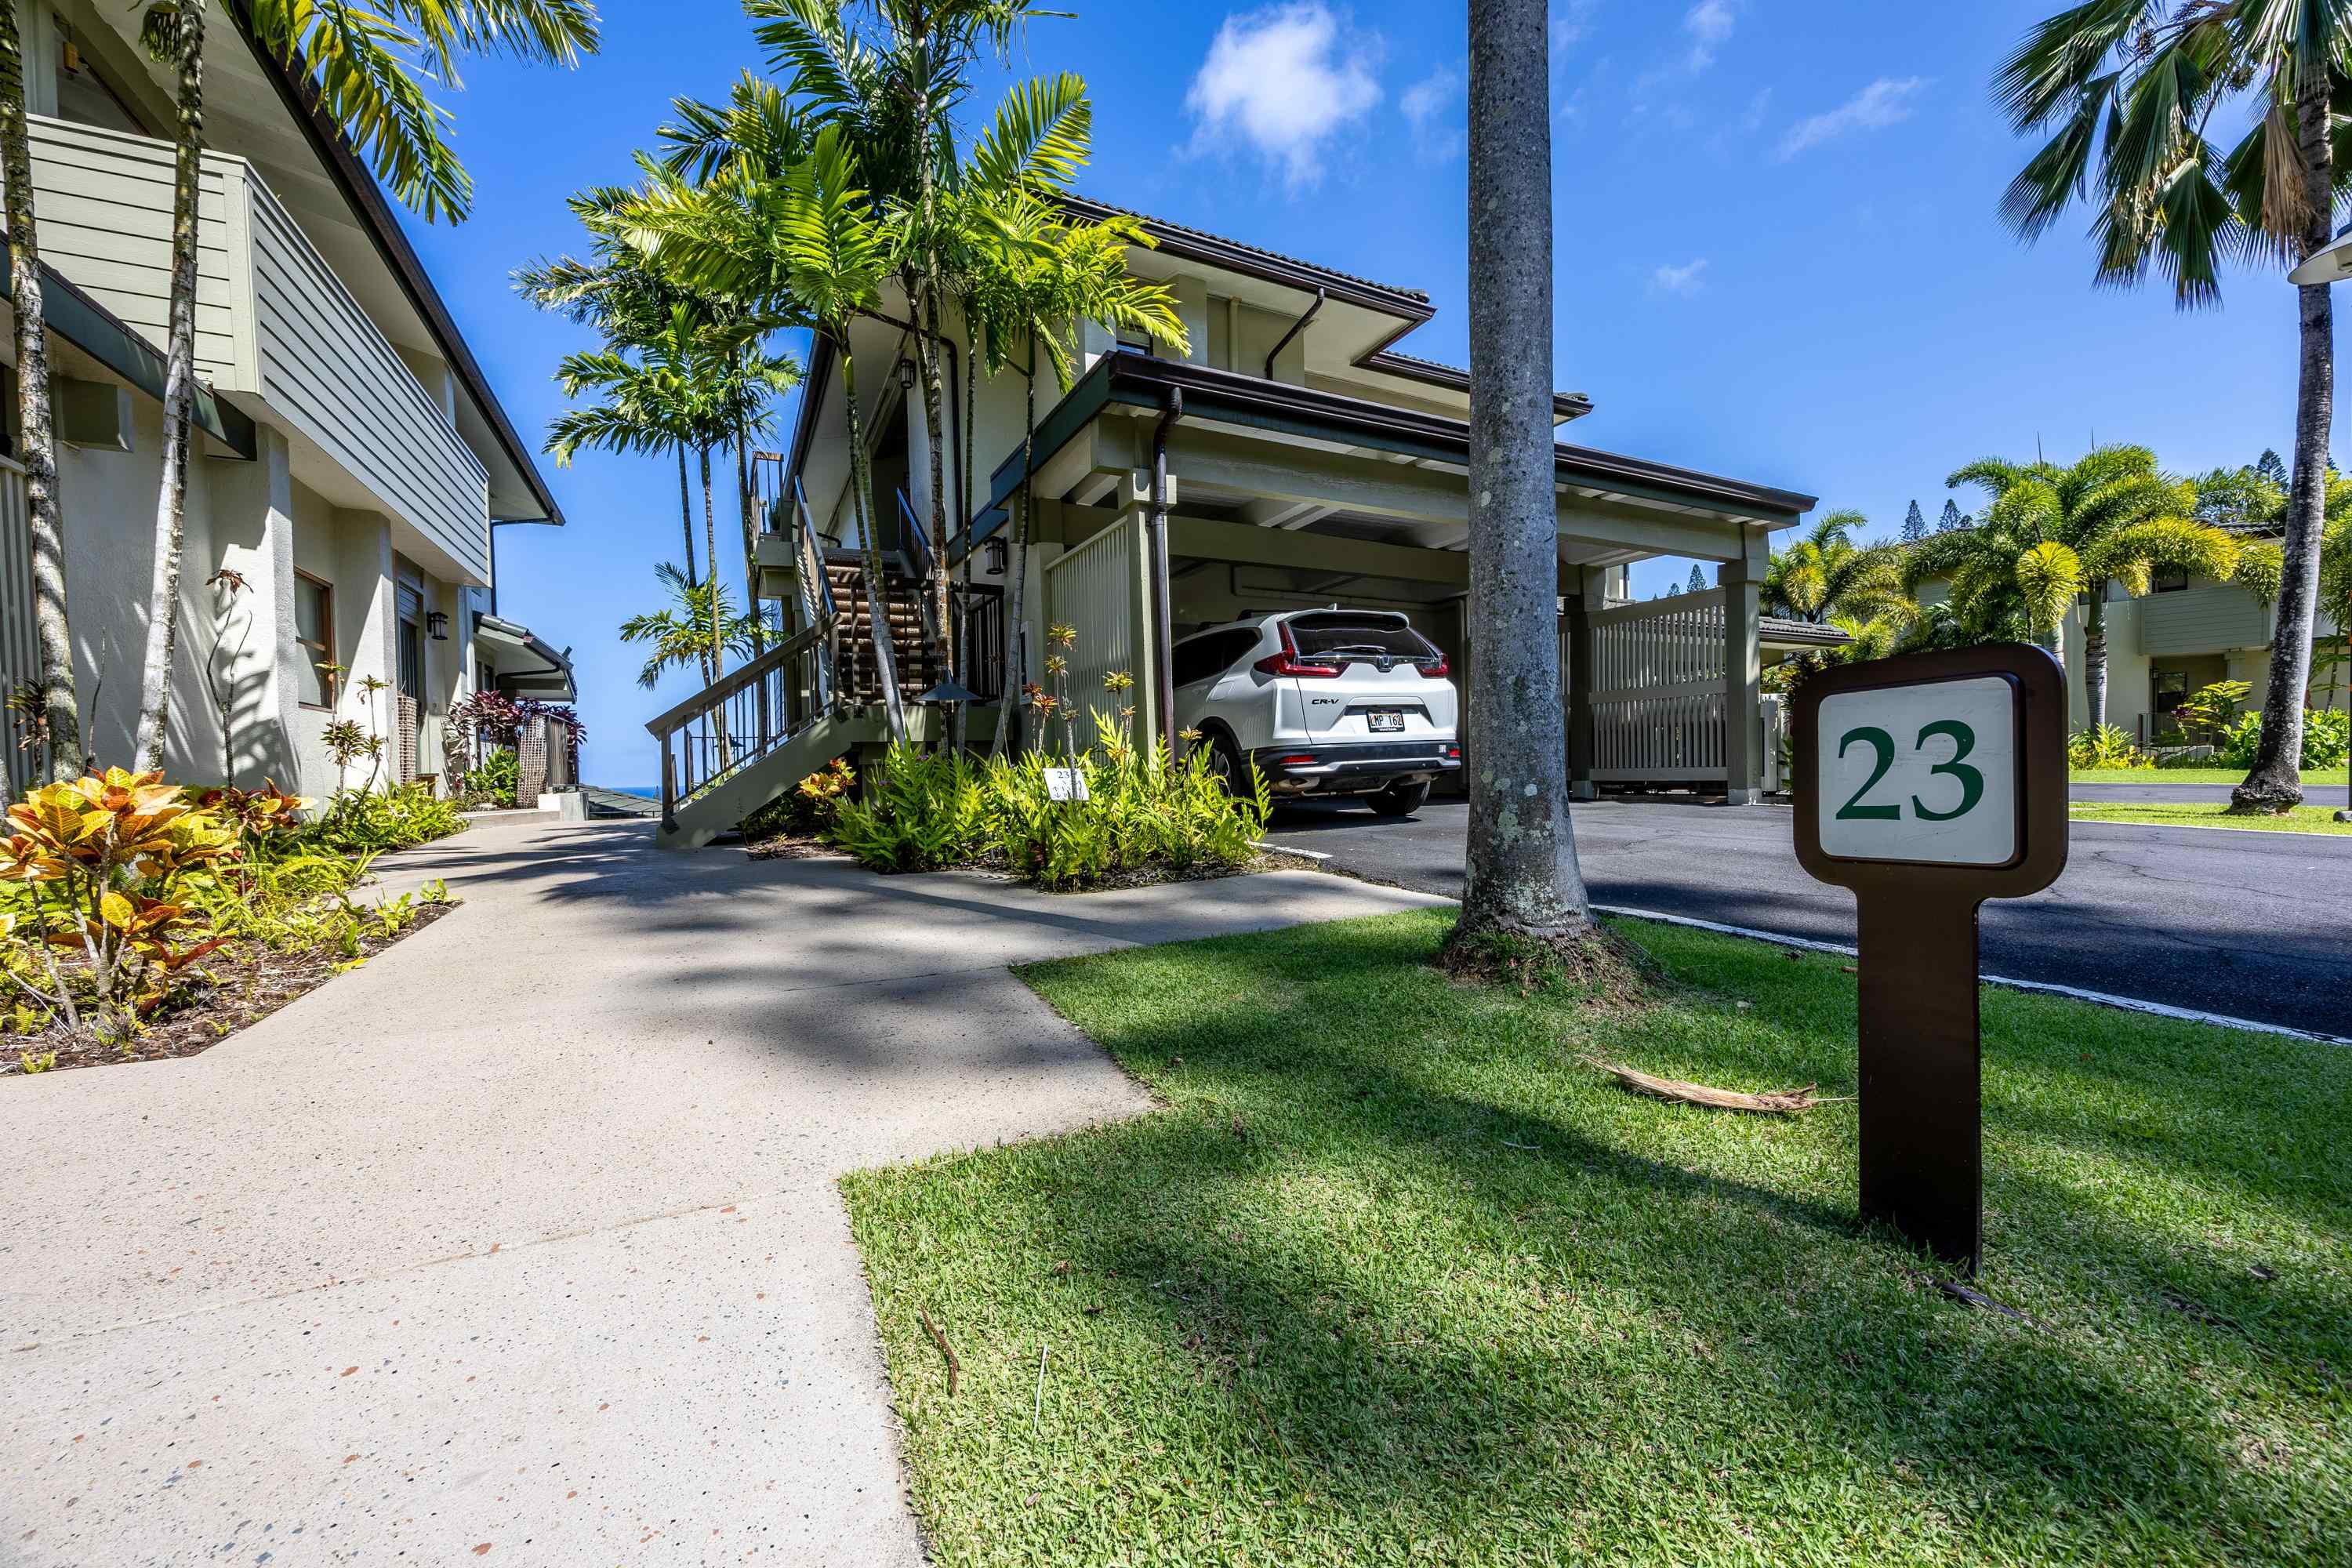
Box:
[2071, 802, 2352, 836]
[842, 912, 2352, 1567]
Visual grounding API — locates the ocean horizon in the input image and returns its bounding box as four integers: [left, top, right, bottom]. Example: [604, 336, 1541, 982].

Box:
[599, 786, 661, 800]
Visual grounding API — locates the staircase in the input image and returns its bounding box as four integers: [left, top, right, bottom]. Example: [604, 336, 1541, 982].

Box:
[828, 554, 938, 706]
[645, 486, 946, 851]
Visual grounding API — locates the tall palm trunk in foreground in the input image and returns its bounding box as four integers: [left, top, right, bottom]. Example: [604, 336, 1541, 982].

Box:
[134, 0, 207, 768]
[2240, 60, 2336, 812]
[1, 2, 81, 778]
[1452, 0, 1592, 949]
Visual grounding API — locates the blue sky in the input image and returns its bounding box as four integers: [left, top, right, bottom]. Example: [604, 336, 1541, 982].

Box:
[400, 2, 2317, 786]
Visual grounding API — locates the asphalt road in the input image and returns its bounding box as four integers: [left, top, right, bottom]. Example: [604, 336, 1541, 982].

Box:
[1263, 796, 2350, 1038]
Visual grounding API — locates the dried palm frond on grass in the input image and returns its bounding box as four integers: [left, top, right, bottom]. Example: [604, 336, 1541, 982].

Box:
[1581, 1056, 1847, 1115]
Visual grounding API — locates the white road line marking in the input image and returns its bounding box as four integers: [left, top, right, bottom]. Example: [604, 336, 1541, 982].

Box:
[1588, 904, 2352, 1048]
[1264, 841, 2347, 1046]
[2068, 814, 2348, 842]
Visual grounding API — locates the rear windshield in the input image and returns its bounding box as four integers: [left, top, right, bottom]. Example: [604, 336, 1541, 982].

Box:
[1286, 615, 1439, 660]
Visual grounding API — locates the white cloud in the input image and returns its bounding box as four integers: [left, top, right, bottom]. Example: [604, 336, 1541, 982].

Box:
[1185, 4, 1383, 187]
[1682, 0, 1735, 70]
[1651, 258, 1709, 296]
[1551, 0, 1601, 51]
[1778, 76, 1929, 159]
[1400, 65, 1463, 162]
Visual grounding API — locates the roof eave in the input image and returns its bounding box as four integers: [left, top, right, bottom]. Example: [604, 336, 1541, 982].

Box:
[223, 0, 564, 527]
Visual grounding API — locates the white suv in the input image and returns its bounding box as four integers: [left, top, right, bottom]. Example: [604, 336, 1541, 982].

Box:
[1171, 609, 1461, 815]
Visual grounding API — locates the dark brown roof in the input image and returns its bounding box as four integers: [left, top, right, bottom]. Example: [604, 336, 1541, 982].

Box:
[1059, 195, 1433, 316]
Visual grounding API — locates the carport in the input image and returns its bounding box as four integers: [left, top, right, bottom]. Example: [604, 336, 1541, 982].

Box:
[967, 350, 1816, 802]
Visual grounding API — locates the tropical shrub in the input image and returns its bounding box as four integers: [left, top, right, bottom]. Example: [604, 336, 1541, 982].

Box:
[307, 783, 469, 854]
[740, 757, 856, 840]
[2170, 680, 2251, 742]
[824, 722, 1269, 891]
[982, 719, 1269, 891]
[0, 770, 249, 1034]
[2067, 724, 2152, 770]
[826, 746, 989, 872]
[468, 746, 521, 808]
[2216, 708, 2350, 772]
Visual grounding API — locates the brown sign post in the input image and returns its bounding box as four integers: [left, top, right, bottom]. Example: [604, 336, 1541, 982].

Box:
[1792, 643, 2069, 1274]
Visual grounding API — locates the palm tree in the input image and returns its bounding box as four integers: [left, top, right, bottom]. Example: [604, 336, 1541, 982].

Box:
[0, 4, 80, 777]
[620, 563, 763, 690]
[2235, 475, 2352, 713]
[1761, 511, 1910, 625]
[1995, 1, 2350, 808]
[1450, 0, 1592, 955]
[546, 304, 786, 688]
[624, 124, 912, 739]
[754, 0, 1068, 692]
[1907, 447, 2241, 727]
[132, 0, 599, 768]
[969, 194, 1185, 757]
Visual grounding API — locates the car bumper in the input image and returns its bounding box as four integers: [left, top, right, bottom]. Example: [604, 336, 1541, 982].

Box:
[1249, 740, 1461, 793]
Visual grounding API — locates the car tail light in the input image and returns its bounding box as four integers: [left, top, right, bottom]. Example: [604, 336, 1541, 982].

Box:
[1414, 655, 1450, 678]
[1445, 745, 1461, 759]
[1276, 754, 1319, 767]
[1252, 623, 1341, 678]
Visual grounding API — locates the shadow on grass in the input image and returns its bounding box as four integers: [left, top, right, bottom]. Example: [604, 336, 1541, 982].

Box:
[849, 912, 2350, 1563]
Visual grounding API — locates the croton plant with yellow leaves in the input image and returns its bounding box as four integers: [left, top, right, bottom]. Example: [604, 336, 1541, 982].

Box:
[0, 769, 307, 1034]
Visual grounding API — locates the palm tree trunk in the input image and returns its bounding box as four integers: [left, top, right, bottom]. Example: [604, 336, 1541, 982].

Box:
[699, 441, 733, 765]
[2238, 60, 2335, 813]
[135, 2, 205, 771]
[2085, 587, 2108, 732]
[677, 444, 698, 586]
[840, 354, 906, 741]
[0, 4, 82, 779]
[990, 357, 1039, 759]
[1452, 0, 1591, 949]
[913, 289, 953, 688]
[735, 413, 762, 657]
[954, 314, 978, 754]
[699, 442, 721, 684]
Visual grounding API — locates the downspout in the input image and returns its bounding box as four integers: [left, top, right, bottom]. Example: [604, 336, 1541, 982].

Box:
[1148, 387, 1182, 759]
[1264, 287, 1324, 379]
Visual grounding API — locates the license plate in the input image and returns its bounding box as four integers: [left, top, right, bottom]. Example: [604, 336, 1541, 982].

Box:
[1367, 710, 1405, 734]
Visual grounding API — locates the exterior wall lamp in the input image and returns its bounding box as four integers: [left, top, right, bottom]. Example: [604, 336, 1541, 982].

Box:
[426, 611, 450, 641]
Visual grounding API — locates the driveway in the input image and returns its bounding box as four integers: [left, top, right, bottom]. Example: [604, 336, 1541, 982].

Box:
[1265, 796, 2350, 1038]
[0, 819, 1444, 1566]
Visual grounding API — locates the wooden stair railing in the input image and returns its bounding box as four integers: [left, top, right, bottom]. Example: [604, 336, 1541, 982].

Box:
[644, 616, 836, 833]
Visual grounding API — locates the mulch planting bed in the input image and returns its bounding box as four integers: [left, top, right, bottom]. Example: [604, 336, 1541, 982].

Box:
[5, 902, 455, 1076]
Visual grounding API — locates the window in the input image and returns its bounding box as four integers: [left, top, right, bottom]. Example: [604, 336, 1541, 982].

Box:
[1285, 614, 1441, 662]
[2152, 670, 2190, 715]
[2154, 568, 2190, 593]
[1171, 629, 1261, 687]
[295, 573, 335, 707]
[55, 31, 148, 136]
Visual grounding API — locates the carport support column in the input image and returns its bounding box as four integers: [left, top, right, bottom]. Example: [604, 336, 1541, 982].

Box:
[1722, 546, 1765, 804]
[1565, 568, 1602, 800]
[1115, 470, 1171, 746]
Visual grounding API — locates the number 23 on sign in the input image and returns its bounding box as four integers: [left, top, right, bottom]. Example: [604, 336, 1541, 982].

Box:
[1817, 675, 2018, 867]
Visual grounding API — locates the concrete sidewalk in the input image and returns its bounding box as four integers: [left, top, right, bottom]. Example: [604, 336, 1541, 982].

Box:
[1, 819, 1446, 1566]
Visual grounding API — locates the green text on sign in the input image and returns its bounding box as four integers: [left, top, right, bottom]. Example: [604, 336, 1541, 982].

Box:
[1818, 678, 2017, 866]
